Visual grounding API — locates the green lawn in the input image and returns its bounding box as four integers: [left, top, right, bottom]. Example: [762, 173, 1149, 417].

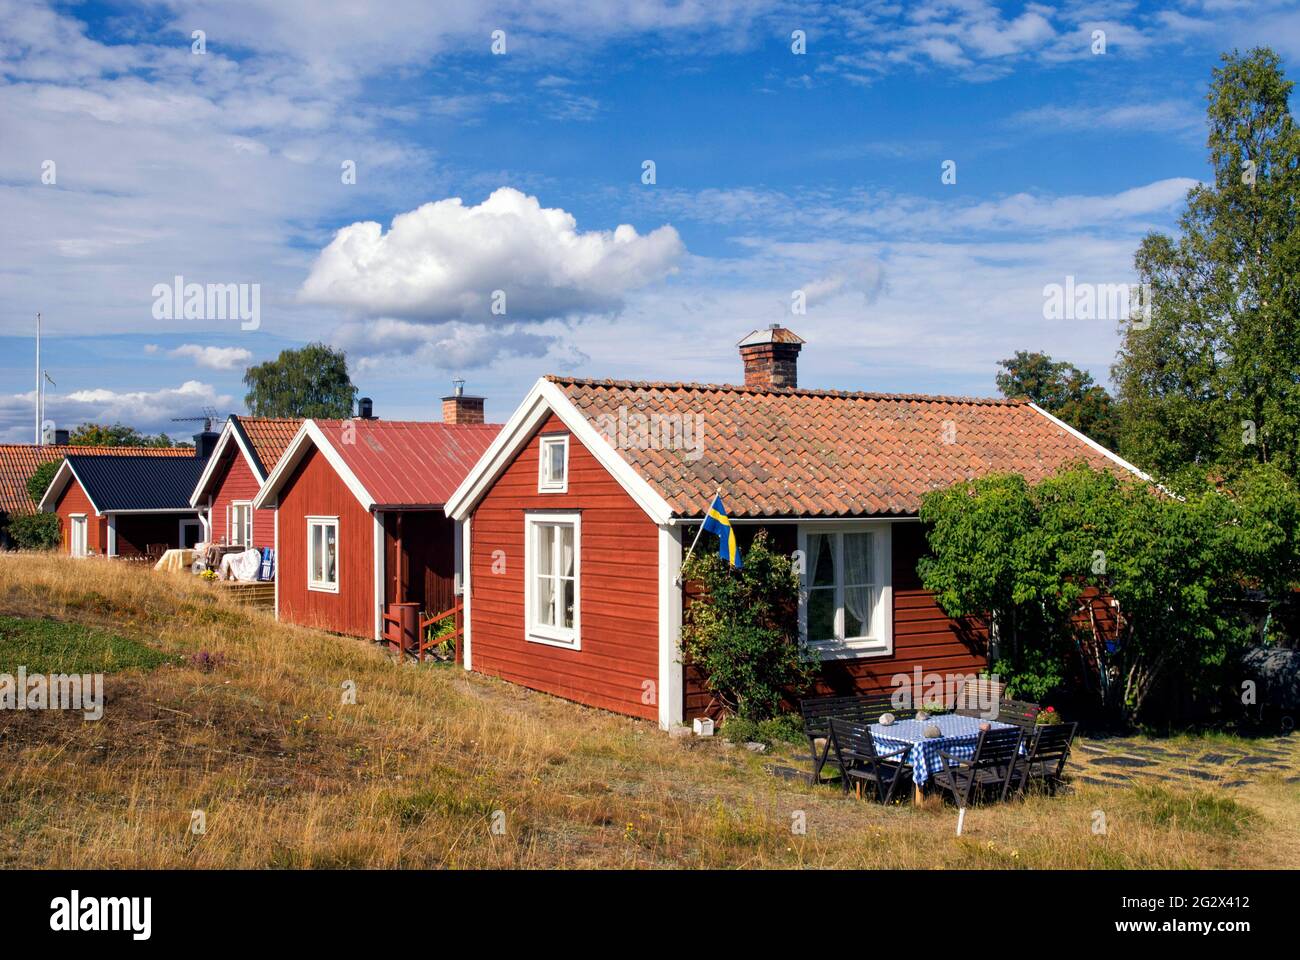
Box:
[0, 615, 172, 675]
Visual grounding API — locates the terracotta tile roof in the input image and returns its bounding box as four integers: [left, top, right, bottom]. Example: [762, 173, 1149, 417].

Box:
[0, 444, 192, 517]
[233, 416, 301, 476]
[549, 377, 1135, 518]
[315, 420, 502, 508]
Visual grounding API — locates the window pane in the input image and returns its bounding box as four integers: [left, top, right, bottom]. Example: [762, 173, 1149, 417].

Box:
[537, 575, 556, 626]
[808, 587, 836, 643]
[324, 525, 337, 583]
[310, 524, 323, 581]
[559, 524, 574, 577]
[843, 532, 874, 585]
[562, 578, 575, 629]
[548, 441, 565, 482]
[843, 589, 866, 639]
[537, 524, 555, 575]
[809, 533, 836, 588]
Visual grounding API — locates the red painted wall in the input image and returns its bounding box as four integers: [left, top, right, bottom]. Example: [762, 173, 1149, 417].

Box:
[54, 479, 103, 555]
[469, 414, 660, 720]
[208, 447, 275, 550]
[276, 445, 375, 639]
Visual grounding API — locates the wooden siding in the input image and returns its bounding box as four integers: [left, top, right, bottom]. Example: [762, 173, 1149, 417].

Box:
[683, 521, 988, 721]
[469, 414, 660, 720]
[276, 445, 375, 639]
[383, 510, 457, 616]
[54, 479, 103, 555]
[209, 447, 275, 550]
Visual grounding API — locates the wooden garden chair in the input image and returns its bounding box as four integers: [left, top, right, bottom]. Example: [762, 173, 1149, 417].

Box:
[799, 694, 914, 785]
[934, 727, 1025, 806]
[828, 718, 913, 804]
[1011, 722, 1078, 798]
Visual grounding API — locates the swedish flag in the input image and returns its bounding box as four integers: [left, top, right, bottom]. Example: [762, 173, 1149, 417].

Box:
[701, 494, 742, 569]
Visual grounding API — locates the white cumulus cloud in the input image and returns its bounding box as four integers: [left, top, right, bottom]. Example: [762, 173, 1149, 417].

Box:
[298, 187, 685, 322]
[170, 344, 254, 370]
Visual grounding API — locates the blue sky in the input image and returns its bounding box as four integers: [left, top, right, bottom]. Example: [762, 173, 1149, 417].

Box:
[3, 0, 1299, 441]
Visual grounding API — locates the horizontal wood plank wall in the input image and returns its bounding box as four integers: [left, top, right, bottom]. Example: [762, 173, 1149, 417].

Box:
[54, 480, 103, 555]
[470, 413, 659, 720]
[210, 448, 275, 550]
[114, 513, 193, 555]
[277, 445, 374, 639]
[683, 521, 988, 720]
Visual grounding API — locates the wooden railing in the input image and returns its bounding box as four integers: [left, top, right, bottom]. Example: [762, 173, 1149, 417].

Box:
[382, 601, 463, 663]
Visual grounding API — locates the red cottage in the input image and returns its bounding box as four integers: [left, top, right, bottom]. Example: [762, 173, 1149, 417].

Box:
[189, 415, 301, 552]
[445, 327, 1150, 730]
[38, 441, 214, 558]
[253, 408, 500, 641]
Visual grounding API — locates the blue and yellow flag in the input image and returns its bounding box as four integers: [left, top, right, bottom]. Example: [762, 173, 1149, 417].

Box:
[701, 494, 742, 569]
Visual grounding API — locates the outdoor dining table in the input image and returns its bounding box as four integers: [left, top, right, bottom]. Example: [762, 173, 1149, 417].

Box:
[869, 713, 1017, 804]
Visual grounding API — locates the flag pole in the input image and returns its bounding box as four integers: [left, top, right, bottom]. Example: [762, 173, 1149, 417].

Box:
[675, 485, 721, 586]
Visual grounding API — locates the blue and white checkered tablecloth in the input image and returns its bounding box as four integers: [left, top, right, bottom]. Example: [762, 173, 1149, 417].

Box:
[870, 713, 1015, 786]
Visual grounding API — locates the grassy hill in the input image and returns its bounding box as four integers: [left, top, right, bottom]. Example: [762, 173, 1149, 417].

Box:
[1, 553, 1297, 869]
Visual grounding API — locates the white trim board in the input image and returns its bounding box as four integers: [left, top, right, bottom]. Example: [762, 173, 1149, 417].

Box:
[37, 459, 99, 514]
[188, 416, 268, 508]
[656, 524, 684, 731]
[253, 420, 376, 512]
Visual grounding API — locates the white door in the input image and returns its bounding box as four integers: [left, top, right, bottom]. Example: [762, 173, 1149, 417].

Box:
[70, 516, 88, 557]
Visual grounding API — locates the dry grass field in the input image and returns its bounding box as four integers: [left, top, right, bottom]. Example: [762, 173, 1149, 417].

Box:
[1, 552, 1297, 869]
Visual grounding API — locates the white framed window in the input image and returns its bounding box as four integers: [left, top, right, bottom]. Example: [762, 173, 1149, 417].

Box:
[537, 434, 569, 493]
[229, 501, 253, 546]
[524, 512, 580, 648]
[798, 523, 892, 659]
[307, 516, 339, 593]
[69, 514, 88, 558]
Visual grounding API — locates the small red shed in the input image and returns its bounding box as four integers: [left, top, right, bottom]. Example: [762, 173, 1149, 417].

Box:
[445, 327, 1152, 730]
[189, 415, 300, 552]
[253, 412, 500, 642]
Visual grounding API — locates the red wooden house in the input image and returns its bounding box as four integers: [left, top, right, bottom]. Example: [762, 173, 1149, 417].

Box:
[253, 400, 500, 641]
[445, 327, 1151, 730]
[189, 415, 301, 551]
[38, 436, 216, 558]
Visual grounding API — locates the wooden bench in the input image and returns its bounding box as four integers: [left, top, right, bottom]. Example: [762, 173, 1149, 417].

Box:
[799, 694, 915, 785]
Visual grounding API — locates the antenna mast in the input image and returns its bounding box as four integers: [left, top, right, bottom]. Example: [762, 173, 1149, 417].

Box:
[34, 313, 40, 444]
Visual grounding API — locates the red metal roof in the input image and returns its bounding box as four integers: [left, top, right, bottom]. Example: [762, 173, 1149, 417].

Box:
[0, 444, 192, 517]
[315, 420, 501, 508]
[550, 377, 1139, 518]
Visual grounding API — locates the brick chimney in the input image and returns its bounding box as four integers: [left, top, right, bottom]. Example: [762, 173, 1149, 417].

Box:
[442, 379, 485, 425]
[738, 325, 805, 389]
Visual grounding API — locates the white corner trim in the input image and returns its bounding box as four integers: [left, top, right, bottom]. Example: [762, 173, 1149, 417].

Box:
[373, 510, 385, 643]
[273, 506, 280, 621]
[444, 377, 674, 524]
[106, 514, 117, 558]
[657, 524, 684, 731]
[461, 515, 473, 672]
[252, 420, 375, 511]
[1026, 401, 1155, 484]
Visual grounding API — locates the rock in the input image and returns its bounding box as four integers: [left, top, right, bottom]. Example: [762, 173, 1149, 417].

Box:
[744, 741, 767, 753]
[1090, 755, 1158, 768]
[923, 723, 942, 739]
[878, 712, 896, 726]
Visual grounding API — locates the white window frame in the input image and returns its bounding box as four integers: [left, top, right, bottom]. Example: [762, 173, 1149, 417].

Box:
[69, 514, 88, 558]
[229, 501, 253, 547]
[306, 516, 340, 593]
[797, 521, 893, 660]
[523, 512, 581, 649]
[537, 434, 569, 494]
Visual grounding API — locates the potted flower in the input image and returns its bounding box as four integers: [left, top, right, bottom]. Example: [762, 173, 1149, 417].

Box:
[1035, 705, 1062, 725]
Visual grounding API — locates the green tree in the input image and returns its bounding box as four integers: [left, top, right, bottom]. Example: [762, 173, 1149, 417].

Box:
[25, 460, 61, 504]
[681, 529, 815, 720]
[919, 464, 1289, 726]
[1114, 48, 1300, 480]
[243, 343, 358, 418]
[7, 513, 60, 550]
[996, 350, 1119, 449]
[69, 423, 177, 447]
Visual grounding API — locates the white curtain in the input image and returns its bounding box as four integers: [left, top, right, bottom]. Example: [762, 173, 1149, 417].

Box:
[842, 532, 875, 637]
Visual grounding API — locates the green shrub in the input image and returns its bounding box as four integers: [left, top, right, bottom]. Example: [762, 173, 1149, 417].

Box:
[721, 713, 804, 747]
[7, 512, 61, 550]
[681, 529, 815, 721]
